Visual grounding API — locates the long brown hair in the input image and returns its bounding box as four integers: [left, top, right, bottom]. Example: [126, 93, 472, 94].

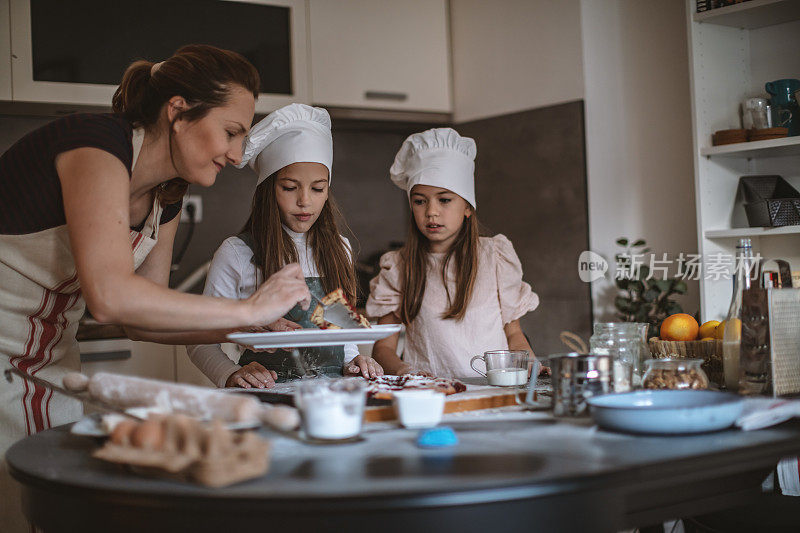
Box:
[112, 44, 260, 205]
[244, 174, 358, 303]
[399, 212, 480, 324]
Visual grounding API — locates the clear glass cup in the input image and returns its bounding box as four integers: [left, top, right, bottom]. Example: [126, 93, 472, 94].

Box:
[590, 323, 644, 392]
[469, 350, 529, 386]
[643, 358, 709, 390]
[295, 378, 366, 441]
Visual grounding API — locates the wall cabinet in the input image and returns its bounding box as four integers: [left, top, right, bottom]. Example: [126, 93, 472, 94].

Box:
[308, 0, 451, 113]
[687, 0, 800, 320]
[6, 0, 308, 114]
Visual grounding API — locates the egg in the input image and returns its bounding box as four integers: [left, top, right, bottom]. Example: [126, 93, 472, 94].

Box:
[110, 420, 138, 446]
[130, 420, 165, 450]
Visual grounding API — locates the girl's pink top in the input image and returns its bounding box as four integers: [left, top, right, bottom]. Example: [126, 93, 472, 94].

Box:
[366, 234, 539, 378]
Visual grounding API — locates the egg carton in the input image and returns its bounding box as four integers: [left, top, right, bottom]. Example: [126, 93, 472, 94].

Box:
[93, 414, 270, 487]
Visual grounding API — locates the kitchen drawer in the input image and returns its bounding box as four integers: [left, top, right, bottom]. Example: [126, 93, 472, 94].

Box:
[79, 339, 175, 382]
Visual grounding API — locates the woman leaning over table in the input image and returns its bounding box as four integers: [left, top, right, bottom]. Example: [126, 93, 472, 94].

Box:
[0, 45, 310, 532]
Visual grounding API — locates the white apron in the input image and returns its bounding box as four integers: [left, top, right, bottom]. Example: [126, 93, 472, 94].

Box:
[0, 128, 162, 533]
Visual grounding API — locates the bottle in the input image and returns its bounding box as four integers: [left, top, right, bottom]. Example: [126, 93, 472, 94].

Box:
[722, 238, 755, 392]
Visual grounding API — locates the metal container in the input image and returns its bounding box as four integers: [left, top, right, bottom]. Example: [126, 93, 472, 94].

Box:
[547, 352, 612, 417]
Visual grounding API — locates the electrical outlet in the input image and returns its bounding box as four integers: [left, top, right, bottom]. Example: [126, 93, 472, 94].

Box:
[180, 195, 203, 223]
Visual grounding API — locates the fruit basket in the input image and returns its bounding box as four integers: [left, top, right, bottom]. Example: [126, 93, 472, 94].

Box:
[648, 338, 723, 387]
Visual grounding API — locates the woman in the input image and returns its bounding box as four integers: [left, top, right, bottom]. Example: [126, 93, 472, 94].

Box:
[0, 45, 309, 532]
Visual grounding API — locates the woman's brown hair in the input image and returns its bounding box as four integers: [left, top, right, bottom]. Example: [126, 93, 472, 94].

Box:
[245, 174, 358, 304]
[112, 44, 260, 205]
[399, 211, 480, 325]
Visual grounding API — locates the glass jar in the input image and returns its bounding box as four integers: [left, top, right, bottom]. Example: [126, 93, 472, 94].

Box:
[643, 359, 709, 390]
[590, 323, 644, 392]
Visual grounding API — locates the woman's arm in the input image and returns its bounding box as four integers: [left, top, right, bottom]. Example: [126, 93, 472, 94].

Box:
[370, 313, 414, 375]
[58, 147, 309, 331]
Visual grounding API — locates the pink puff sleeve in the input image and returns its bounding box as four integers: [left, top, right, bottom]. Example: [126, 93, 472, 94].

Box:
[366, 251, 403, 319]
[493, 234, 539, 324]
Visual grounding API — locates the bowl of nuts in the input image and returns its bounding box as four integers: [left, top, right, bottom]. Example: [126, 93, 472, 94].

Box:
[642, 358, 709, 390]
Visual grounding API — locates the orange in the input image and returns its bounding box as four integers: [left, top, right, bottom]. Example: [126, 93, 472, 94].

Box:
[660, 313, 699, 341]
[698, 320, 720, 340]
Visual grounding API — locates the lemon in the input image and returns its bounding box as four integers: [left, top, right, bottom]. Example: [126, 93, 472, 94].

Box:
[715, 319, 741, 340]
[698, 320, 720, 340]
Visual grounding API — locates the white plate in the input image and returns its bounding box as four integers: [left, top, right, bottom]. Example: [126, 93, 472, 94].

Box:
[586, 390, 744, 435]
[227, 324, 402, 349]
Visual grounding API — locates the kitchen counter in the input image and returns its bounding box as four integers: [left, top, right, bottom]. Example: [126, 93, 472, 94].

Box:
[8, 409, 800, 533]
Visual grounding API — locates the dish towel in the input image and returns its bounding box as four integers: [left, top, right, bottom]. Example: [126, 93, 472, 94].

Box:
[736, 398, 800, 496]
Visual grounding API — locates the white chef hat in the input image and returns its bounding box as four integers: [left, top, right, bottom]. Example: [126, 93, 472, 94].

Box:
[389, 128, 477, 209]
[237, 103, 333, 185]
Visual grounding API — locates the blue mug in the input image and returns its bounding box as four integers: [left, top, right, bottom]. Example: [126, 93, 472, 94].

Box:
[766, 79, 800, 106]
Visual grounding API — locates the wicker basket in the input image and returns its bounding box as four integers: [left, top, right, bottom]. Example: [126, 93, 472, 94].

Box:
[648, 338, 723, 386]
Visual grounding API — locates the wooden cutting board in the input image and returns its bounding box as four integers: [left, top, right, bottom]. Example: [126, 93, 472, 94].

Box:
[363, 385, 527, 422]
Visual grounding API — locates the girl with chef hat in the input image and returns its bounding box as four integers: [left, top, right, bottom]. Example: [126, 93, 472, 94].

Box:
[367, 128, 541, 378]
[188, 104, 383, 388]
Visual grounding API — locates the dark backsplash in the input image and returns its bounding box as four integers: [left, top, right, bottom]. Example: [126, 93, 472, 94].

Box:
[458, 101, 592, 355]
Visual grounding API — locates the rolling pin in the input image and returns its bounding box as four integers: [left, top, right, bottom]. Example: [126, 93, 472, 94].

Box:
[63, 372, 299, 432]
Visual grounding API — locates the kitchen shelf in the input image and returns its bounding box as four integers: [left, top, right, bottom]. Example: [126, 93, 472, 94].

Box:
[705, 225, 800, 238]
[700, 136, 800, 158]
[693, 0, 800, 29]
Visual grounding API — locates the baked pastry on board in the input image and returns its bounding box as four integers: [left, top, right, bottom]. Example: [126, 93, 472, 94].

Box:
[365, 374, 467, 400]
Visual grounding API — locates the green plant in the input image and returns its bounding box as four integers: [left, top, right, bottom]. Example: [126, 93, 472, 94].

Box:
[614, 237, 687, 339]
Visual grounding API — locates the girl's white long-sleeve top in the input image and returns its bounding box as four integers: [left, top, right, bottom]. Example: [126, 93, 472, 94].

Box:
[187, 228, 359, 387]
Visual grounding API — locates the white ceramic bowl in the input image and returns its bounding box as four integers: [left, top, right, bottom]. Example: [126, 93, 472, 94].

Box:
[586, 390, 743, 435]
[393, 390, 446, 429]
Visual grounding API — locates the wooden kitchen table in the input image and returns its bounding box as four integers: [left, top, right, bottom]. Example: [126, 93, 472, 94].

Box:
[7, 410, 800, 533]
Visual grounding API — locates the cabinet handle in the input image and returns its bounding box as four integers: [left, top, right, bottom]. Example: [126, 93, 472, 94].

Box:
[80, 350, 132, 362]
[364, 91, 408, 102]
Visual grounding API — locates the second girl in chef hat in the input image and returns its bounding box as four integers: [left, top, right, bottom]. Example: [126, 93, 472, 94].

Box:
[188, 104, 382, 388]
[367, 128, 541, 378]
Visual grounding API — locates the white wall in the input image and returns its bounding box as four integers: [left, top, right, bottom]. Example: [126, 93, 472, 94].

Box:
[449, 0, 584, 122]
[450, 0, 700, 321]
[581, 0, 700, 320]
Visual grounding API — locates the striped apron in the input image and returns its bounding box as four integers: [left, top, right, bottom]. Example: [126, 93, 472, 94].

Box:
[0, 129, 162, 532]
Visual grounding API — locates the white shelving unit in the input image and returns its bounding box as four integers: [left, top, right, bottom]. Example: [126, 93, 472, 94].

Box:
[687, 0, 800, 321]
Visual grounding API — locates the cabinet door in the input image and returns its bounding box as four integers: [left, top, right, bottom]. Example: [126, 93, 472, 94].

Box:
[80, 339, 176, 382]
[0, 0, 12, 100]
[309, 0, 451, 113]
[175, 345, 216, 388]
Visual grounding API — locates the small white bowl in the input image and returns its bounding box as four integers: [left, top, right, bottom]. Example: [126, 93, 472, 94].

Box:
[392, 389, 446, 429]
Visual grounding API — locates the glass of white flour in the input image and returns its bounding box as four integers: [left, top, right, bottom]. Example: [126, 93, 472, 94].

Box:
[295, 378, 367, 441]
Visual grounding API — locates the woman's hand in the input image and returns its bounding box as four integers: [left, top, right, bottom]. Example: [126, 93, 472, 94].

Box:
[344, 355, 384, 379]
[225, 362, 278, 389]
[245, 263, 311, 326]
[244, 318, 302, 353]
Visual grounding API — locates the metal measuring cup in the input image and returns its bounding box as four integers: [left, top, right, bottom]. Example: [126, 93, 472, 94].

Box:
[519, 353, 612, 417]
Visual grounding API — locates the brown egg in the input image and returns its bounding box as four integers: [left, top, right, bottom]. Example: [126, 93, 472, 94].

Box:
[110, 420, 138, 445]
[130, 420, 165, 450]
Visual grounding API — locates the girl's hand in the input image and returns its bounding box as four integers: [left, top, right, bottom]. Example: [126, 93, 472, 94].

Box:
[225, 362, 278, 389]
[246, 263, 311, 326]
[344, 356, 384, 379]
